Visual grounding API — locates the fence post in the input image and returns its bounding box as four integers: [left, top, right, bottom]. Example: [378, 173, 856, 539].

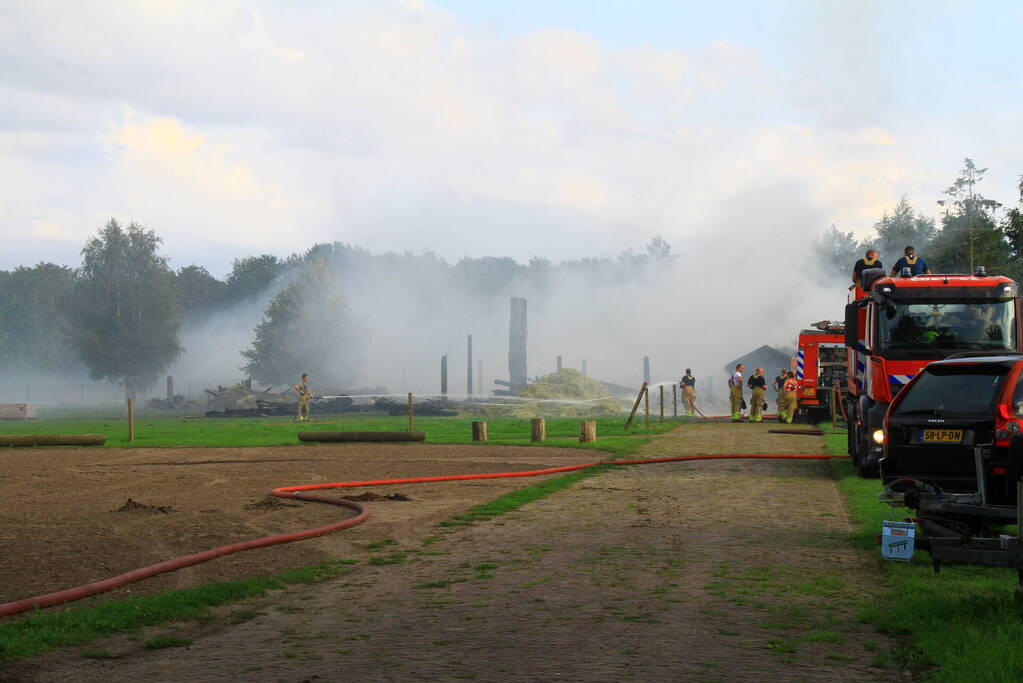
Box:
[531, 418, 546, 442]
[644, 386, 650, 428]
[472, 421, 488, 441]
[673, 384, 677, 417]
[407, 392, 414, 432]
[127, 398, 135, 442]
[625, 382, 648, 430]
[659, 385, 665, 422]
[579, 420, 597, 443]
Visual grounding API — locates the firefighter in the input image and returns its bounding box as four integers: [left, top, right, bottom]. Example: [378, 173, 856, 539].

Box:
[773, 368, 787, 419]
[293, 372, 312, 422]
[780, 371, 799, 424]
[747, 368, 767, 423]
[728, 363, 744, 422]
[890, 245, 931, 277]
[851, 248, 883, 285]
[680, 369, 696, 417]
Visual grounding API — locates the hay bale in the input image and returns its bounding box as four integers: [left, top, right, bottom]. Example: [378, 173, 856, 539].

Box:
[0, 434, 106, 447]
[469, 369, 623, 418]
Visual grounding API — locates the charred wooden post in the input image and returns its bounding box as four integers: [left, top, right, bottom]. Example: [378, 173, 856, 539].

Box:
[407, 392, 414, 432]
[579, 420, 597, 443]
[531, 418, 546, 442]
[441, 354, 448, 398]
[660, 385, 665, 422]
[467, 334, 473, 397]
[509, 297, 528, 394]
[472, 421, 488, 442]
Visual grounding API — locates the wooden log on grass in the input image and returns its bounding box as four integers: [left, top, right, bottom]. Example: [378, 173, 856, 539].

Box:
[298, 431, 426, 443]
[579, 420, 597, 443]
[0, 434, 106, 447]
[471, 421, 488, 442]
[531, 418, 546, 442]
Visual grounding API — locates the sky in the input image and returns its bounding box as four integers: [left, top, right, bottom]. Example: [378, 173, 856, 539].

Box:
[1, 0, 1021, 276]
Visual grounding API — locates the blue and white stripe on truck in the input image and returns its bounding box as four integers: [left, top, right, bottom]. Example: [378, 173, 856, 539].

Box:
[796, 350, 805, 379]
[889, 374, 914, 391]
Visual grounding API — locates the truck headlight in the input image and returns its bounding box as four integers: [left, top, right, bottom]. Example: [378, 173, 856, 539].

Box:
[872, 429, 885, 445]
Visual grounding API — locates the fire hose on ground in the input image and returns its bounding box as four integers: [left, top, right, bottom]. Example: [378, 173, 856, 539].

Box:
[0, 452, 845, 619]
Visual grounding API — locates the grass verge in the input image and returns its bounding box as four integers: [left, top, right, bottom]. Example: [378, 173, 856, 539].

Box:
[0, 559, 356, 664]
[439, 464, 614, 527]
[824, 427, 1023, 681]
[0, 414, 677, 450]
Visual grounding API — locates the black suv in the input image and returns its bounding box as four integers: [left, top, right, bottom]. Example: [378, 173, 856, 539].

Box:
[881, 354, 1023, 526]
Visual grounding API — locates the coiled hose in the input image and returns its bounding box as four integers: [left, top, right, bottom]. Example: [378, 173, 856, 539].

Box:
[0, 452, 841, 619]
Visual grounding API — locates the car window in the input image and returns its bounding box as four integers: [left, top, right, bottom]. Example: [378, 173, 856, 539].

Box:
[893, 365, 1008, 416]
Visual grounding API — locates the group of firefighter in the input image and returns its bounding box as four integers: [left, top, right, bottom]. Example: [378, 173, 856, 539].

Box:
[679, 365, 799, 423]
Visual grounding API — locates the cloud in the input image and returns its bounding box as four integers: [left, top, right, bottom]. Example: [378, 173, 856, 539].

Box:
[0, 0, 1017, 275]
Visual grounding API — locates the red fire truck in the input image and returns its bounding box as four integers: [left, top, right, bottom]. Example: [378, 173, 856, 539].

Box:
[794, 321, 847, 424]
[844, 266, 1022, 476]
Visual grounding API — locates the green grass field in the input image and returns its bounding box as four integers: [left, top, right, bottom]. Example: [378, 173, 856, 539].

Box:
[824, 427, 1023, 681]
[0, 413, 679, 455]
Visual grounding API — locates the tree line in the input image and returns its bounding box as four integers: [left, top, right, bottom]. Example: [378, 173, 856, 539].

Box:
[814, 158, 1023, 282]
[0, 221, 674, 393]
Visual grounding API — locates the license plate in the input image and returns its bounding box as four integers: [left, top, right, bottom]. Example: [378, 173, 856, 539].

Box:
[921, 429, 963, 443]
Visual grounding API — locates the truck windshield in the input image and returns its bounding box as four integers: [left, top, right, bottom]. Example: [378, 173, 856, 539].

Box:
[893, 365, 1008, 417]
[878, 300, 1016, 352]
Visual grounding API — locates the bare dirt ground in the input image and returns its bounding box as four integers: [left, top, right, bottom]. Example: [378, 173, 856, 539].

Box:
[2, 424, 901, 682]
[0, 442, 597, 605]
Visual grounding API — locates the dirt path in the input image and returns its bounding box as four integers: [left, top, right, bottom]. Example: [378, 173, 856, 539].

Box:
[4, 424, 899, 681]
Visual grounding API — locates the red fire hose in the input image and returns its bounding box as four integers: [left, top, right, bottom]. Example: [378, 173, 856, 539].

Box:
[0, 452, 842, 619]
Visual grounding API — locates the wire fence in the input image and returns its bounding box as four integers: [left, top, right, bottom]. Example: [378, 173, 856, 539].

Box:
[0, 378, 252, 406]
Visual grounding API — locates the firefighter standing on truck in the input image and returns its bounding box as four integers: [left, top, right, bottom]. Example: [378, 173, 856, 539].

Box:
[729, 363, 745, 422]
[780, 371, 798, 424]
[293, 373, 312, 422]
[680, 369, 697, 417]
[747, 368, 767, 423]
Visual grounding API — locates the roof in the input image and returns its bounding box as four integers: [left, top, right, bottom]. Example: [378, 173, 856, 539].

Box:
[722, 345, 791, 372]
[930, 353, 1023, 369]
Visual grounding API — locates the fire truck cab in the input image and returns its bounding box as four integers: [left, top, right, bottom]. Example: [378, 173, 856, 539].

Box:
[844, 267, 1021, 477]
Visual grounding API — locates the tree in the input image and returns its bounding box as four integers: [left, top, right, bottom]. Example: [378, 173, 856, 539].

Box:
[869, 196, 936, 261]
[175, 265, 227, 321]
[931, 158, 1004, 273]
[0, 263, 79, 377]
[224, 254, 284, 303]
[645, 235, 673, 261]
[242, 259, 357, 387]
[812, 224, 862, 282]
[76, 218, 183, 396]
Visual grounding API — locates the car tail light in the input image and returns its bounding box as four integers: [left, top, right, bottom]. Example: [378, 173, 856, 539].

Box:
[993, 466, 1008, 475]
